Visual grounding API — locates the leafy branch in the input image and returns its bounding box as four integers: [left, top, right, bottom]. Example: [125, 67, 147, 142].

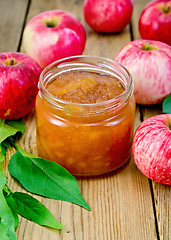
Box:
[0, 119, 90, 239]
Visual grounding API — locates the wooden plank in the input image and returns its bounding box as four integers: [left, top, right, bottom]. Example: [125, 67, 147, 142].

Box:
[133, 1, 171, 239]
[131, 0, 149, 40]
[0, 0, 29, 52]
[18, 0, 158, 239]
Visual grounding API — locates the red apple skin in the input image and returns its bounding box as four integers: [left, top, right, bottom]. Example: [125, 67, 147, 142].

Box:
[139, 0, 171, 45]
[132, 114, 171, 185]
[83, 0, 133, 33]
[22, 10, 86, 69]
[0, 52, 42, 120]
[115, 39, 171, 105]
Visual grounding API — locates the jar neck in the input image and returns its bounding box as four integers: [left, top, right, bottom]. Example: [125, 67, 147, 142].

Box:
[38, 55, 134, 117]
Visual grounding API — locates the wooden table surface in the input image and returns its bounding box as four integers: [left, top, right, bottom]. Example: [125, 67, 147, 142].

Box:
[1, 0, 170, 239]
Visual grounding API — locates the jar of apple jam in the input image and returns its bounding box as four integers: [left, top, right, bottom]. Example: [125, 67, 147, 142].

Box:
[35, 56, 135, 176]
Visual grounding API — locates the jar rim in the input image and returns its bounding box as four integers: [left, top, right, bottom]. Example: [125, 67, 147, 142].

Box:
[39, 55, 133, 109]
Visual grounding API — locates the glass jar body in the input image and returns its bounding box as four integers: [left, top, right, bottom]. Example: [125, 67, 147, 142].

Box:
[35, 56, 135, 176]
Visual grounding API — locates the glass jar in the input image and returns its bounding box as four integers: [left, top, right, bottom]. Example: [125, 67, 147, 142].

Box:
[35, 55, 135, 176]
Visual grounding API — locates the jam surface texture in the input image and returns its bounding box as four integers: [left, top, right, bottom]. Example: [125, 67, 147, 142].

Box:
[47, 71, 125, 104]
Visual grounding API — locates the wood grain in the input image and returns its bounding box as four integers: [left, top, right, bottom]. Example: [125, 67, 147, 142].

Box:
[131, 0, 149, 40]
[133, 0, 171, 239]
[1, 0, 169, 239]
[20, 1, 157, 239]
[0, 0, 29, 52]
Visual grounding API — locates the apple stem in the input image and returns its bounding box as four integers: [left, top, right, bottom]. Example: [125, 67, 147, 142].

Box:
[162, 5, 171, 14]
[46, 21, 56, 28]
[5, 58, 17, 66]
[45, 16, 59, 28]
[145, 42, 150, 50]
[10, 59, 15, 65]
[141, 41, 150, 51]
[141, 42, 158, 51]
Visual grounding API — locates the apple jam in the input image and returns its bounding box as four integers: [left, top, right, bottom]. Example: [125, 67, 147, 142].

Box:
[47, 71, 125, 103]
[35, 56, 135, 176]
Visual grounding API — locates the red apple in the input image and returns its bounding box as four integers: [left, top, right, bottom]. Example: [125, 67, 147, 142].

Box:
[132, 114, 171, 185]
[0, 52, 42, 120]
[83, 0, 133, 33]
[139, 0, 171, 45]
[115, 39, 171, 105]
[22, 10, 86, 69]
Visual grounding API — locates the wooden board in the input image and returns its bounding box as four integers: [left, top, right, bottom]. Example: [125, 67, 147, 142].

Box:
[133, 1, 171, 239]
[0, 0, 29, 52]
[1, 0, 170, 239]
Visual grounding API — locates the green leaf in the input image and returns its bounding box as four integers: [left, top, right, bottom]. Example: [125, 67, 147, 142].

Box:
[0, 222, 12, 240]
[3, 193, 19, 229]
[12, 192, 64, 229]
[0, 171, 17, 240]
[0, 143, 7, 164]
[6, 120, 26, 134]
[0, 119, 26, 144]
[2, 141, 10, 149]
[0, 170, 6, 191]
[163, 95, 171, 114]
[9, 148, 91, 211]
